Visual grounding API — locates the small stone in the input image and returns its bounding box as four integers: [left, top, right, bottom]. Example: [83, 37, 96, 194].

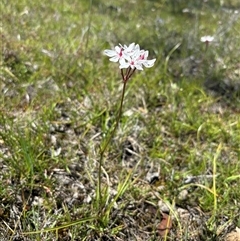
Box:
[178, 189, 188, 201]
[158, 200, 170, 213]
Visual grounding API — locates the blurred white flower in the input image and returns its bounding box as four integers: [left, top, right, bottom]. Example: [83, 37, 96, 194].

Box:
[200, 35, 214, 43]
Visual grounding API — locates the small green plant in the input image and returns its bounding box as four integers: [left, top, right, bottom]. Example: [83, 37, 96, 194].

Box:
[96, 43, 156, 210]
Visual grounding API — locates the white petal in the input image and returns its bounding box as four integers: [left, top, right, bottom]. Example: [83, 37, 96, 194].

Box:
[128, 42, 136, 50]
[119, 59, 130, 69]
[115, 46, 122, 53]
[119, 58, 126, 64]
[131, 49, 141, 59]
[143, 50, 149, 59]
[123, 52, 132, 61]
[135, 64, 143, 70]
[142, 58, 156, 68]
[104, 49, 116, 57]
[109, 56, 120, 62]
[119, 63, 130, 69]
[134, 44, 140, 51]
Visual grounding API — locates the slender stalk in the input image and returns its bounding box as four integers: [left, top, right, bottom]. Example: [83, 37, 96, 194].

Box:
[97, 68, 131, 207]
[99, 80, 127, 157]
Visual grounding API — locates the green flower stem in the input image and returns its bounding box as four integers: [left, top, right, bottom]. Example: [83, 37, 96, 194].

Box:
[97, 68, 133, 207]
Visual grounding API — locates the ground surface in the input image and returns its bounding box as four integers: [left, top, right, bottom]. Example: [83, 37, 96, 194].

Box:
[0, 0, 240, 240]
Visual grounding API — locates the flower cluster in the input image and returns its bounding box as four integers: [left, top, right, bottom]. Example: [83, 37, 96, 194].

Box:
[104, 43, 156, 71]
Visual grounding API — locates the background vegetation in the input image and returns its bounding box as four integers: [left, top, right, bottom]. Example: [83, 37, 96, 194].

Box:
[1, 0, 240, 240]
